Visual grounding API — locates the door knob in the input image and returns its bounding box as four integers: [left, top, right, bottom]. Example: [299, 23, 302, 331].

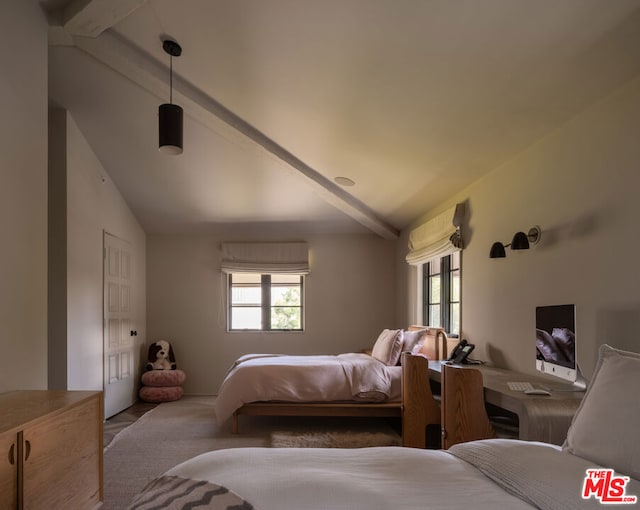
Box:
[130, 330, 138, 336]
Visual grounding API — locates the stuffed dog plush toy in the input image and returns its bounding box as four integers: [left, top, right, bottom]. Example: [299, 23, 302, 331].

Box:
[145, 340, 177, 371]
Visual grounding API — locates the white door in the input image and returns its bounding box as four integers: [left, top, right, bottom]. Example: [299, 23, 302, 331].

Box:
[103, 232, 136, 418]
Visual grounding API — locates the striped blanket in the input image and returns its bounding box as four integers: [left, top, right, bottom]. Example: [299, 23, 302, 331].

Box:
[128, 475, 257, 510]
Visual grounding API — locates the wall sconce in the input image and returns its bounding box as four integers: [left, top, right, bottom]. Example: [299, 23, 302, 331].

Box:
[489, 225, 541, 258]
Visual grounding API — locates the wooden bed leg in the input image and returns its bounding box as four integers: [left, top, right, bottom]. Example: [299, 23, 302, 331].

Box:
[232, 411, 239, 434]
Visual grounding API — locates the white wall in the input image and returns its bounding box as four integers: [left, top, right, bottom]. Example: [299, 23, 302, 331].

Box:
[0, 2, 48, 392]
[147, 232, 398, 394]
[49, 110, 147, 392]
[67, 114, 147, 390]
[401, 73, 640, 380]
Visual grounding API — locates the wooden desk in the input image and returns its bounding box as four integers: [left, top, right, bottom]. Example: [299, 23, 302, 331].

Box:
[428, 361, 583, 445]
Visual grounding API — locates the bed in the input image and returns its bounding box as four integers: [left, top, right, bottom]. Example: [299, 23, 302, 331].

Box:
[130, 344, 640, 509]
[214, 327, 448, 432]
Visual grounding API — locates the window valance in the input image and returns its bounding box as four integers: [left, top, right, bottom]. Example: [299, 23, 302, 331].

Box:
[220, 242, 310, 274]
[405, 203, 465, 266]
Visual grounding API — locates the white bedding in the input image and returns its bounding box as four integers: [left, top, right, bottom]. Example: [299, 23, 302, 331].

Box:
[159, 440, 640, 510]
[132, 344, 640, 509]
[214, 353, 402, 424]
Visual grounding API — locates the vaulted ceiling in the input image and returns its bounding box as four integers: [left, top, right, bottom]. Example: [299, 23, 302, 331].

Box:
[44, 0, 640, 238]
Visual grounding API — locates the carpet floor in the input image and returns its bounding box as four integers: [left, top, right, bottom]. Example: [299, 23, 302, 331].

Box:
[104, 401, 157, 448]
[102, 396, 401, 509]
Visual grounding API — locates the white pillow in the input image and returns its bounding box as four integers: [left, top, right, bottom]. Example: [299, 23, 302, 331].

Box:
[564, 344, 640, 479]
[400, 329, 426, 354]
[370, 329, 403, 366]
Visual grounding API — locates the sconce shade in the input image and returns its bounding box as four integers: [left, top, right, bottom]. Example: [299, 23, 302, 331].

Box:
[489, 225, 541, 259]
[159, 103, 183, 155]
[510, 231, 530, 250]
[489, 242, 506, 258]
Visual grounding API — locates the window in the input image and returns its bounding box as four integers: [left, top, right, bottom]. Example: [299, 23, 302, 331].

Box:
[228, 273, 304, 331]
[423, 251, 460, 336]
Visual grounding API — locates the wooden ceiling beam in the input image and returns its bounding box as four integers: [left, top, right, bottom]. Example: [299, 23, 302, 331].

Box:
[48, 28, 399, 240]
[60, 0, 148, 37]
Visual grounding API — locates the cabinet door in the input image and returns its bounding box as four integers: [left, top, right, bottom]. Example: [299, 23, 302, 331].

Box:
[22, 396, 101, 510]
[0, 431, 17, 510]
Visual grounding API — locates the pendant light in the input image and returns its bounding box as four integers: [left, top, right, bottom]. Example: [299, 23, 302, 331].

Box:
[159, 39, 183, 155]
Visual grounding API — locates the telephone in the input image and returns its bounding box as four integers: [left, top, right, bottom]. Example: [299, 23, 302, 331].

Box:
[447, 339, 475, 364]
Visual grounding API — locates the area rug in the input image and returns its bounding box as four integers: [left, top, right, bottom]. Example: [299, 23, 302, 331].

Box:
[102, 396, 402, 509]
[271, 429, 401, 448]
[103, 396, 268, 509]
[104, 401, 157, 449]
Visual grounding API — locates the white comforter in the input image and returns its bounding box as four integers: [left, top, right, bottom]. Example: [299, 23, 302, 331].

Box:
[163, 440, 640, 510]
[214, 353, 402, 424]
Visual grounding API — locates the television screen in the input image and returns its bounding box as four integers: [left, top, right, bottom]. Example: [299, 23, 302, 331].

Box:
[535, 304, 577, 383]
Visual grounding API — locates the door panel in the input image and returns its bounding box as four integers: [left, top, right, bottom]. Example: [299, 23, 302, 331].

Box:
[0, 432, 17, 509]
[104, 232, 136, 418]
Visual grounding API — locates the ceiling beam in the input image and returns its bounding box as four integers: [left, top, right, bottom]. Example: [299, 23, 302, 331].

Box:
[50, 30, 399, 240]
[60, 0, 148, 38]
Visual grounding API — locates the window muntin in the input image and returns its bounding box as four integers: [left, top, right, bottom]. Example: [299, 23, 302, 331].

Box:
[427, 258, 442, 329]
[423, 251, 460, 336]
[449, 251, 461, 335]
[229, 273, 304, 331]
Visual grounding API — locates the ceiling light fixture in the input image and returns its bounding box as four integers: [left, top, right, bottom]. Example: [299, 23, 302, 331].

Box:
[334, 176, 355, 187]
[158, 39, 183, 155]
[489, 225, 541, 258]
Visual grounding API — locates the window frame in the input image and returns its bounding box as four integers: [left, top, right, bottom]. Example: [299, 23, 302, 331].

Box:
[422, 252, 460, 337]
[227, 273, 305, 332]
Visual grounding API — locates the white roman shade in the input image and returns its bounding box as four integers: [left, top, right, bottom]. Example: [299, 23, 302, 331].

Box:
[405, 203, 465, 266]
[220, 242, 310, 274]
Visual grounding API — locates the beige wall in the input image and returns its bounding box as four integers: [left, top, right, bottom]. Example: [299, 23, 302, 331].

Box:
[0, 2, 48, 391]
[48, 110, 147, 392]
[401, 73, 640, 380]
[147, 232, 398, 394]
[66, 114, 147, 390]
[6, 0, 639, 397]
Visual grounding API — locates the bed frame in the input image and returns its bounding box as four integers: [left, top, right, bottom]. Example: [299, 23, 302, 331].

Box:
[232, 401, 402, 434]
[231, 326, 449, 434]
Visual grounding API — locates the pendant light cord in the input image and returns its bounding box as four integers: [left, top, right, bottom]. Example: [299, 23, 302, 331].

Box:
[162, 39, 181, 105]
[169, 55, 173, 104]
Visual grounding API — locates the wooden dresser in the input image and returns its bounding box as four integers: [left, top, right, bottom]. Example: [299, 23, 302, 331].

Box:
[0, 390, 103, 510]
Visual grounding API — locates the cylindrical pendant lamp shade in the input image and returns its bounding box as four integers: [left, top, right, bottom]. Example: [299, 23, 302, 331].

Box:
[159, 103, 183, 155]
